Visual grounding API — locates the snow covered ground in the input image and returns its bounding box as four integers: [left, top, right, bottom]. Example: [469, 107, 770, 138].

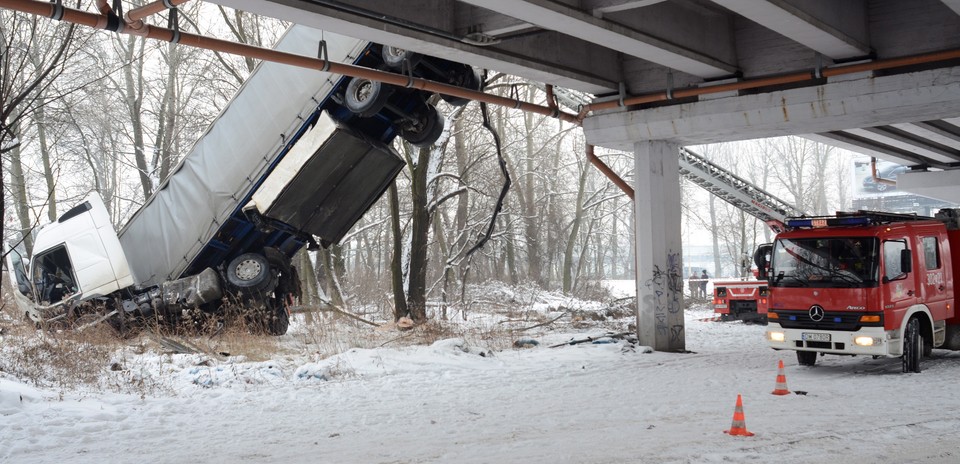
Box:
[3, 283, 960, 463]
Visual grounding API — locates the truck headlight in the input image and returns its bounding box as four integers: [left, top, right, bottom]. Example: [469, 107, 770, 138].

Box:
[854, 336, 882, 347]
[767, 331, 785, 343]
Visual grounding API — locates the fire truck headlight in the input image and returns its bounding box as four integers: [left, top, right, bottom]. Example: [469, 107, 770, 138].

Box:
[855, 336, 882, 347]
[767, 331, 785, 343]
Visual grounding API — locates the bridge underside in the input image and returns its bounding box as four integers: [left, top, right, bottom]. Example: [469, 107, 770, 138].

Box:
[213, 0, 960, 201]
[206, 0, 960, 351]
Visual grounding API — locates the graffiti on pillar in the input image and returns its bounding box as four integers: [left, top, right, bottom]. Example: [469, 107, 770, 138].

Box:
[668, 249, 684, 343]
[666, 250, 682, 293]
[643, 250, 684, 343]
[665, 249, 682, 315]
[671, 325, 684, 343]
[644, 264, 669, 337]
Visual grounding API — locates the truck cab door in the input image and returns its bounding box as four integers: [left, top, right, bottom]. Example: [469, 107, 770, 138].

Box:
[881, 238, 918, 327]
[5, 244, 42, 322]
[919, 233, 951, 320]
[4, 245, 33, 299]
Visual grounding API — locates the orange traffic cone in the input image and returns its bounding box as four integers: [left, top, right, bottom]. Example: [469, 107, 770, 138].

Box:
[724, 394, 755, 437]
[771, 359, 790, 396]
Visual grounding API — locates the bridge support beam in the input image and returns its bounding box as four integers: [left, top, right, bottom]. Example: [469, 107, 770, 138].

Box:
[634, 141, 685, 352]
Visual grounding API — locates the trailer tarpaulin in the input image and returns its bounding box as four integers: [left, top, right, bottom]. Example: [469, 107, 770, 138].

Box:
[118, 26, 366, 287]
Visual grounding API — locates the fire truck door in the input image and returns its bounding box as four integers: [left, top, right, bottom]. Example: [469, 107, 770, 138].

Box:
[919, 234, 950, 320]
[881, 238, 918, 327]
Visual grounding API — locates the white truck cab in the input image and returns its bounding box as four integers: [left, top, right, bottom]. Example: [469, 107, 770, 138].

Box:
[17, 194, 133, 316]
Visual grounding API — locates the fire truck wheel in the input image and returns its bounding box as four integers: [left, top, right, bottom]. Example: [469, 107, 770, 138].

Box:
[796, 350, 817, 366]
[902, 317, 922, 373]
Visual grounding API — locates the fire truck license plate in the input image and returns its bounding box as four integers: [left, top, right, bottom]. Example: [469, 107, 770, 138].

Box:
[802, 332, 831, 342]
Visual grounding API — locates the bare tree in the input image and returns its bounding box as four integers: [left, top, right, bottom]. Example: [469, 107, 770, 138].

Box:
[1, 10, 79, 253]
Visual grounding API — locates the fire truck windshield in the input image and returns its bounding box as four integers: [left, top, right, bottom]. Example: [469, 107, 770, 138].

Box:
[770, 237, 879, 288]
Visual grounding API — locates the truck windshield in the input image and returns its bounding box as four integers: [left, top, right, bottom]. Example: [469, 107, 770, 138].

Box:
[31, 245, 79, 303]
[770, 237, 879, 288]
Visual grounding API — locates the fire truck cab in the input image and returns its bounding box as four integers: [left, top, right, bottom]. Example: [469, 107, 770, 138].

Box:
[764, 210, 960, 373]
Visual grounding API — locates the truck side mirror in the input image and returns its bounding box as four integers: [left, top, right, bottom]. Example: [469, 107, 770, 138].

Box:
[754, 243, 772, 280]
[900, 248, 912, 274]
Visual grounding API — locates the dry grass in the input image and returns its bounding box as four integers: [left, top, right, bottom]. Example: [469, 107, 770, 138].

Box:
[1, 306, 124, 392]
[1, 275, 631, 397]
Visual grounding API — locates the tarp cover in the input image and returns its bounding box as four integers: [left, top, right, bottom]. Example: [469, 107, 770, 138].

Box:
[118, 26, 366, 287]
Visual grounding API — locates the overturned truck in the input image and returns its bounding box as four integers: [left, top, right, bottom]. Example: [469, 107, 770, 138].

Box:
[6, 25, 479, 335]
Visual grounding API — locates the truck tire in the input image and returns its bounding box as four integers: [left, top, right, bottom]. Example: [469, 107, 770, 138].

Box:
[440, 65, 481, 106]
[401, 105, 444, 147]
[344, 77, 391, 117]
[263, 300, 290, 336]
[797, 350, 817, 366]
[226, 253, 272, 292]
[902, 317, 922, 373]
[381, 45, 422, 69]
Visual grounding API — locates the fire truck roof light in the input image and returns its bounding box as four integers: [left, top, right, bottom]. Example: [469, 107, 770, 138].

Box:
[831, 217, 872, 226]
[785, 216, 872, 228]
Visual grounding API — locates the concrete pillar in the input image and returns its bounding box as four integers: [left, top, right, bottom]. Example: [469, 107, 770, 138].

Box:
[634, 141, 685, 352]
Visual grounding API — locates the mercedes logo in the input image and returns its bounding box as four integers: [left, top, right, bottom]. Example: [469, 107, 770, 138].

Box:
[809, 305, 825, 322]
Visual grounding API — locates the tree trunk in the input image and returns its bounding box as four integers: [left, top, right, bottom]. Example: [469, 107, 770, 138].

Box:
[320, 246, 345, 306]
[155, 41, 180, 183]
[388, 182, 409, 321]
[452, 116, 469, 295]
[8, 124, 33, 253]
[432, 212, 450, 320]
[119, 35, 152, 200]
[562, 163, 589, 293]
[504, 212, 518, 284]
[710, 194, 721, 278]
[406, 144, 431, 322]
[34, 104, 57, 222]
[521, 99, 543, 286]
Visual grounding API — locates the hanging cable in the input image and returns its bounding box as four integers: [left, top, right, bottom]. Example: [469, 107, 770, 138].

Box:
[465, 72, 511, 258]
[166, 4, 180, 44]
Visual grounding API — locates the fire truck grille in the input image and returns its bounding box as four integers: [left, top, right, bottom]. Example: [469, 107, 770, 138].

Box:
[773, 310, 864, 331]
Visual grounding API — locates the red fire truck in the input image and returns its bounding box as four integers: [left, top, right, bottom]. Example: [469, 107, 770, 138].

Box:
[713, 279, 769, 323]
[712, 244, 773, 323]
[764, 210, 960, 373]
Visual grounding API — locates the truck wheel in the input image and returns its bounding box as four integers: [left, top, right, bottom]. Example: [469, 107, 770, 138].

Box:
[344, 77, 391, 117]
[401, 105, 444, 147]
[381, 45, 422, 69]
[440, 65, 481, 106]
[262, 300, 290, 336]
[902, 317, 922, 373]
[797, 350, 817, 366]
[247, 299, 289, 336]
[227, 253, 272, 292]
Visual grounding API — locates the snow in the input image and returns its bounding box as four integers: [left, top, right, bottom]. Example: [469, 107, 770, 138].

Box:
[3, 285, 960, 463]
